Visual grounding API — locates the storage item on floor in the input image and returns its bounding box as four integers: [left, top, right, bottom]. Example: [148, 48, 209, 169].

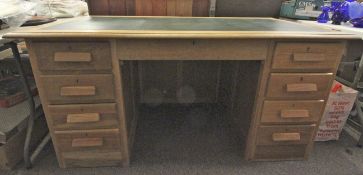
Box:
[315, 81, 358, 141]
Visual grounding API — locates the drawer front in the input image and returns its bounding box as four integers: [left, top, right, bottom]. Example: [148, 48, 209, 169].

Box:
[266, 73, 334, 99]
[272, 42, 344, 70]
[254, 145, 307, 160]
[55, 129, 121, 152]
[62, 151, 122, 168]
[32, 41, 112, 71]
[48, 103, 119, 130]
[41, 74, 115, 104]
[261, 100, 325, 124]
[256, 125, 315, 146]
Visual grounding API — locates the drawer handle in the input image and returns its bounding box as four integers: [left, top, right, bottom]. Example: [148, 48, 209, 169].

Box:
[71, 138, 103, 147]
[292, 53, 325, 62]
[272, 133, 301, 142]
[281, 109, 309, 118]
[54, 52, 92, 62]
[60, 86, 96, 96]
[286, 83, 318, 92]
[67, 113, 100, 123]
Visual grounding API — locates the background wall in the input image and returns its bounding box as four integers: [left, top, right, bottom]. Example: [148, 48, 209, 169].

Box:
[87, 0, 283, 17]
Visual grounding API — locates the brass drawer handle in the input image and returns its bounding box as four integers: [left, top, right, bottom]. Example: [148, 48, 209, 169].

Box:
[60, 86, 96, 96]
[292, 53, 325, 62]
[286, 83, 318, 92]
[272, 133, 301, 142]
[54, 52, 92, 62]
[71, 138, 103, 147]
[281, 109, 309, 118]
[67, 113, 100, 123]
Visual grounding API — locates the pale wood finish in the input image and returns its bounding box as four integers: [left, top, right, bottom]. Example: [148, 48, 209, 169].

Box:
[286, 83, 318, 92]
[272, 42, 345, 71]
[261, 100, 325, 124]
[60, 86, 96, 97]
[71, 138, 104, 148]
[67, 113, 101, 124]
[41, 74, 115, 104]
[54, 52, 92, 62]
[48, 103, 118, 131]
[272, 133, 301, 142]
[117, 39, 268, 61]
[32, 41, 112, 71]
[281, 110, 309, 119]
[266, 73, 334, 99]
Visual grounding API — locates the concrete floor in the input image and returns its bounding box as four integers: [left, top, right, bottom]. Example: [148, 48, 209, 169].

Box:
[2, 105, 363, 175]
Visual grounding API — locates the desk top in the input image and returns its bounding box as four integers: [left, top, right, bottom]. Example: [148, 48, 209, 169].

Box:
[4, 16, 360, 39]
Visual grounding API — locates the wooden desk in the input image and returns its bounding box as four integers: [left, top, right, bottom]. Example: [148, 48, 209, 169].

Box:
[4, 16, 359, 168]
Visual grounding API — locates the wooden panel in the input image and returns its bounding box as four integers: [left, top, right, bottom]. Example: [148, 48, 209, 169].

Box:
[256, 125, 315, 146]
[152, 0, 167, 16]
[109, 0, 127, 15]
[32, 41, 112, 71]
[48, 103, 119, 130]
[167, 0, 176, 15]
[175, 0, 193, 16]
[254, 145, 307, 160]
[41, 74, 115, 104]
[192, 0, 210, 16]
[87, 0, 110, 15]
[261, 100, 325, 124]
[62, 151, 122, 168]
[266, 73, 334, 99]
[55, 129, 121, 152]
[117, 39, 268, 60]
[135, 0, 153, 15]
[272, 42, 344, 71]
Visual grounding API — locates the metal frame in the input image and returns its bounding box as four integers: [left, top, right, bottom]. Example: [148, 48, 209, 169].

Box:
[1, 41, 50, 169]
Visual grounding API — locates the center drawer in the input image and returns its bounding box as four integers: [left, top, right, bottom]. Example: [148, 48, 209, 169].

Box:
[48, 103, 119, 131]
[41, 74, 115, 105]
[266, 73, 334, 99]
[256, 125, 315, 146]
[54, 129, 121, 153]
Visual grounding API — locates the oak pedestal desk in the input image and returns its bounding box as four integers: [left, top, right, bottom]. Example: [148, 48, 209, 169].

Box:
[4, 16, 359, 168]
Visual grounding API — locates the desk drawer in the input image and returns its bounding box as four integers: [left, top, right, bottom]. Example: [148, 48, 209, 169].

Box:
[55, 129, 121, 152]
[32, 41, 112, 71]
[256, 125, 315, 146]
[266, 73, 334, 99]
[261, 100, 325, 124]
[272, 42, 343, 71]
[48, 103, 119, 131]
[41, 74, 115, 104]
[62, 151, 123, 168]
[254, 145, 307, 160]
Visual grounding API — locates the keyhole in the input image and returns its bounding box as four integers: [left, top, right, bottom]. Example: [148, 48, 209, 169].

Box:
[306, 47, 311, 52]
[192, 40, 196, 46]
[300, 77, 304, 81]
[76, 79, 79, 84]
